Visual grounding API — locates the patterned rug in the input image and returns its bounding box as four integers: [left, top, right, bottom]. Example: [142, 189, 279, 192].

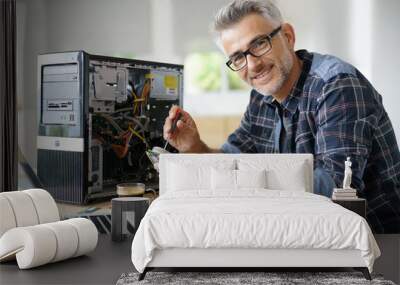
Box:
[79, 214, 112, 234]
[78, 214, 136, 235]
[116, 271, 395, 285]
[63, 208, 114, 234]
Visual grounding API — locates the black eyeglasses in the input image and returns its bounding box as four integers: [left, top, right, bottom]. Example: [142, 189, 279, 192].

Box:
[226, 25, 282, 71]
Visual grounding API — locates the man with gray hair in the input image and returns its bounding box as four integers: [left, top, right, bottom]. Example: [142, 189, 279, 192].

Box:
[163, 0, 400, 234]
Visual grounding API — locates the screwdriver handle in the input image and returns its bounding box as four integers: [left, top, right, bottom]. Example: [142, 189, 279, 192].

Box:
[170, 111, 182, 133]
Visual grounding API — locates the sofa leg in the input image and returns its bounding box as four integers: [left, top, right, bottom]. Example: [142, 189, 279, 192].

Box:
[354, 267, 371, 280]
[138, 268, 148, 281]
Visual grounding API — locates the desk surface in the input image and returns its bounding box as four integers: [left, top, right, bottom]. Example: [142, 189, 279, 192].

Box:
[0, 234, 133, 285]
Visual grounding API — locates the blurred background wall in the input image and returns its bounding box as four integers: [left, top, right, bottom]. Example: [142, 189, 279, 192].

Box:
[16, 0, 400, 171]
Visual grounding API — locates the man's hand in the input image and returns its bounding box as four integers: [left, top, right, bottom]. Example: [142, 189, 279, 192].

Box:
[163, 106, 207, 153]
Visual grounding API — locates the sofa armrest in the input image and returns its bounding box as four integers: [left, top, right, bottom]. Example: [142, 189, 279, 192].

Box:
[0, 218, 98, 269]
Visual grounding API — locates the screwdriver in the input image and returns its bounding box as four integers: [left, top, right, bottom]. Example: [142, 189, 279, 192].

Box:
[164, 110, 182, 150]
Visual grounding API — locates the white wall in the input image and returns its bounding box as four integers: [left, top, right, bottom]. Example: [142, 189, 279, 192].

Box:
[172, 0, 232, 54]
[278, 0, 353, 62]
[371, 0, 400, 141]
[17, 0, 400, 169]
[45, 0, 151, 56]
[17, 0, 48, 168]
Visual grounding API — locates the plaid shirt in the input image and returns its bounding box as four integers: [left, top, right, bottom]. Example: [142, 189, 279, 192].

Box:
[222, 50, 400, 234]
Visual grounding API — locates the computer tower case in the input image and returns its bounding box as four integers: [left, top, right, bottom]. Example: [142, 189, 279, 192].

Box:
[37, 51, 183, 204]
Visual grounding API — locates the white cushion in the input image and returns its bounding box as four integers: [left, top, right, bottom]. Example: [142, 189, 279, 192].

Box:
[238, 159, 308, 191]
[211, 169, 267, 190]
[236, 169, 267, 189]
[0, 189, 98, 269]
[167, 162, 210, 191]
[24, 189, 59, 223]
[267, 162, 307, 191]
[0, 218, 98, 269]
[42, 221, 79, 262]
[167, 160, 235, 192]
[65, 218, 98, 257]
[0, 192, 39, 227]
[0, 189, 59, 238]
[0, 196, 16, 237]
[0, 225, 57, 269]
[159, 154, 313, 194]
[211, 168, 236, 190]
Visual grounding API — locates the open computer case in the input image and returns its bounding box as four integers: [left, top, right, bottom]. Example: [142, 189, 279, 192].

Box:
[37, 51, 183, 204]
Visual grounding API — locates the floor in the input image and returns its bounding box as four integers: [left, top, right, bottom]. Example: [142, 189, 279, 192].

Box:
[373, 234, 400, 284]
[0, 234, 133, 285]
[57, 200, 112, 219]
[1, 234, 399, 285]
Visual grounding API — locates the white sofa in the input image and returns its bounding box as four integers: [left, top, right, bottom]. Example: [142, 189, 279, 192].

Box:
[0, 189, 98, 269]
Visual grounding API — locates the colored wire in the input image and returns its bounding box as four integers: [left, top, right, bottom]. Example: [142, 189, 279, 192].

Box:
[96, 113, 123, 134]
[128, 126, 146, 144]
[122, 114, 146, 131]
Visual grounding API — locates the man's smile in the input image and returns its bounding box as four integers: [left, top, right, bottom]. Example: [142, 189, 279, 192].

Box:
[250, 64, 274, 83]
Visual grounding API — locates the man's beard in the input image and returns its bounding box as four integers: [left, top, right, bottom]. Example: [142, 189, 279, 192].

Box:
[255, 49, 294, 96]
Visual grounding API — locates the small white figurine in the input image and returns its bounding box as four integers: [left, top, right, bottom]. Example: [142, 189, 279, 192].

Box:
[332, 157, 358, 199]
[342, 157, 353, 189]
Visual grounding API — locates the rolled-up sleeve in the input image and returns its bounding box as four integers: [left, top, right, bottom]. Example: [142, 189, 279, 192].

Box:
[314, 74, 378, 195]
